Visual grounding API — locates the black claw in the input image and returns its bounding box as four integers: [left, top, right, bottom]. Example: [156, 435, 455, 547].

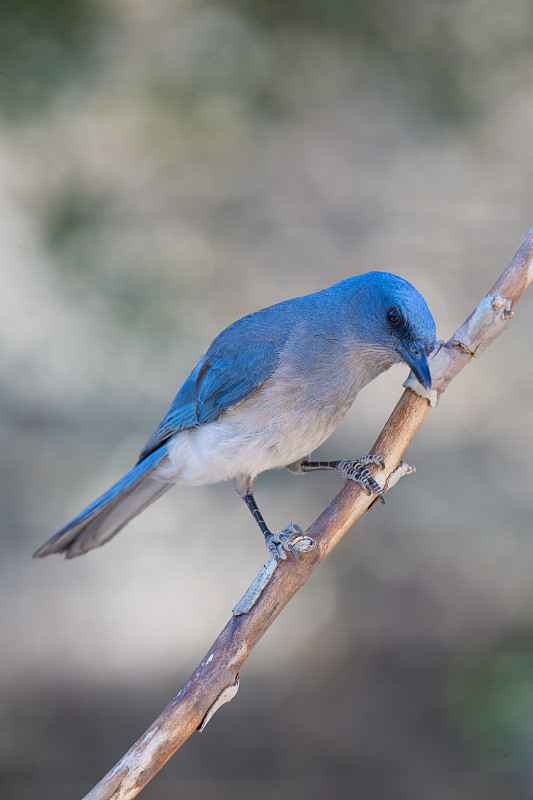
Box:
[266, 537, 283, 564]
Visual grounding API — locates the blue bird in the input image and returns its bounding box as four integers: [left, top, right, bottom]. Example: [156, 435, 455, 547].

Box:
[34, 272, 436, 563]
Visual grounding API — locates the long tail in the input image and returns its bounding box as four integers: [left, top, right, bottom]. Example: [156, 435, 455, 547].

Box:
[33, 447, 171, 559]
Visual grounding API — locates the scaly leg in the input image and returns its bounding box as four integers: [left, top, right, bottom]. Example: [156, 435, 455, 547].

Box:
[242, 493, 305, 563]
[299, 455, 386, 504]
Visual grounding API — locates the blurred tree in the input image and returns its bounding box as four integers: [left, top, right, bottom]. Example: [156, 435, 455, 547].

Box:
[0, 0, 102, 117]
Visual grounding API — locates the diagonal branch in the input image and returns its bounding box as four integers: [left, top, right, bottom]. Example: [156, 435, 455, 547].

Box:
[83, 226, 533, 800]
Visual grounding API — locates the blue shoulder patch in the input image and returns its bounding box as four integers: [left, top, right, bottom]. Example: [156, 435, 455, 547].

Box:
[195, 341, 279, 423]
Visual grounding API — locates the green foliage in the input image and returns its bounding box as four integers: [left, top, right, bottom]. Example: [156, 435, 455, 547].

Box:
[447, 638, 533, 765]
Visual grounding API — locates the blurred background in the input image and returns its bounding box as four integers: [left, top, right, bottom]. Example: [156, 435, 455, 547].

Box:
[2, 0, 533, 798]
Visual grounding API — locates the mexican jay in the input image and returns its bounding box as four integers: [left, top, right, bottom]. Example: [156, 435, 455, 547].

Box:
[34, 271, 436, 563]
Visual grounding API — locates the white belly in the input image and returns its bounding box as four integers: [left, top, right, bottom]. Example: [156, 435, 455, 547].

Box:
[157, 375, 357, 489]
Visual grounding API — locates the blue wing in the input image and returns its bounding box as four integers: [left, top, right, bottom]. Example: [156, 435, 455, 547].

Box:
[138, 337, 281, 461]
[137, 297, 307, 461]
[195, 341, 280, 422]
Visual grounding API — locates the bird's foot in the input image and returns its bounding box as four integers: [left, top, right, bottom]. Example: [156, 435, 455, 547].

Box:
[265, 523, 308, 564]
[338, 455, 386, 504]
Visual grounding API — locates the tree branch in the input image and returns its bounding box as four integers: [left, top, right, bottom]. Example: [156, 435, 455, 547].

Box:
[83, 226, 533, 800]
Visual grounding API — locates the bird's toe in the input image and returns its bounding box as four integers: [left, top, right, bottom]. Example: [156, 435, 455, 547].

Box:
[265, 523, 307, 563]
[337, 457, 386, 504]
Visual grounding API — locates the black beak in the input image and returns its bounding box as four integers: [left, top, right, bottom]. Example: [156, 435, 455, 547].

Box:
[396, 339, 432, 391]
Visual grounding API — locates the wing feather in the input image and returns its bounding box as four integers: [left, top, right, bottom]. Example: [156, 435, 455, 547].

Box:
[138, 339, 280, 461]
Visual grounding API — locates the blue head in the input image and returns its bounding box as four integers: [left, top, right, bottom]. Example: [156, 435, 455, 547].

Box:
[340, 271, 436, 390]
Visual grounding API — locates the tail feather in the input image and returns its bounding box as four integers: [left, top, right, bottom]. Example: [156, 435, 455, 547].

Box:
[33, 447, 171, 559]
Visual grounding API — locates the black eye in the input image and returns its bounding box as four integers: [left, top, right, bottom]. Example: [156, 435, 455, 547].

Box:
[386, 306, 403, 326]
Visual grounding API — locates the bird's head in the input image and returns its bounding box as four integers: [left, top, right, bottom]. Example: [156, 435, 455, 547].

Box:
[346, 272, 437, 391]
